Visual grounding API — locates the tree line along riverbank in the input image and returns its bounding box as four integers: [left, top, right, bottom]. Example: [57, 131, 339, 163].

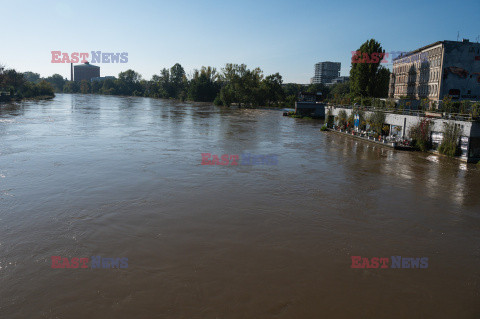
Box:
[2, 39, 395, 106]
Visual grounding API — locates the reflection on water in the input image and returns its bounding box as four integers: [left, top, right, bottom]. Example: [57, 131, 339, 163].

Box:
[0, 94, 479, 318]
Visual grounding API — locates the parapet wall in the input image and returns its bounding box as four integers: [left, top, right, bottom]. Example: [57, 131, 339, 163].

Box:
[326, 106, 480, 162]
[327, 106, 477, 138]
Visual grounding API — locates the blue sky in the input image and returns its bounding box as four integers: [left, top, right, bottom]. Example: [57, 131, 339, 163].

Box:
[1, 0, 479, 83]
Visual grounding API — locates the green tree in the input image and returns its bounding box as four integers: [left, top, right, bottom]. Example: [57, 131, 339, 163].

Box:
[261, 73, 285, 106]
[459, 100, 471, 114]
[63, 81, 80, 93]
[44, 74, 66, 92]
[329, 82, 350, 97]
[218, 64, 265, 107]
[35, 80, 55, 97]
[3, 69, 25, 94]
[118, 69, 142, 83]
[374, 66, 390, 97]
[306, 83, 330, 98]
[438, 122, 461, 156]
[337, 110, 347, 128]
[367, 111, 386, 136]
[441, 95, 453, 113]
[471, 102, 480, 118]
[150, 68, 171, 98]
[91, 80, 103, 93]
[409, 118, 432, 151]
[170, 63, 187, 99]
[187, 66, 220, 102]
[20, 80, 54, 98]
[23, 71, 41, 83]
[350, 39, 389, 97]
[116, 69, 143, 95]
[80, 80, 91, 94]
[100, 78, 116, 95]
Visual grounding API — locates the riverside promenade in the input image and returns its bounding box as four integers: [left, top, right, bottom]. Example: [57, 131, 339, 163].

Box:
[326, 105, 480, 162]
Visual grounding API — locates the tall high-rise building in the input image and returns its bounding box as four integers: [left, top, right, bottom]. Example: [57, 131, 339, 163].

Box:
[311, 62, 341, 84]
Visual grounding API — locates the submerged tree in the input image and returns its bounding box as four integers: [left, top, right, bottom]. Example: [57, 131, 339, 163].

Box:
[218, 64, 264, 107]
[44, 74, 66, 92]
[188, 66, 220, 102]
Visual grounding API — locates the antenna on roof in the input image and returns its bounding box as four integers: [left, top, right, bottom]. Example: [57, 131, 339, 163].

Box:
[457, 31, 460, 41]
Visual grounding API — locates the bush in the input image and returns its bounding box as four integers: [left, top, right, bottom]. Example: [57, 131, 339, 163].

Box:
[419, 98, 429, 111]
[347, 113, 354, 129]
[372, 98, 385, 109]
[441, 95, 453, 113]
[320, 125, 328, 131]
[326, 108, 334, 128]
[459, 100, 471, 115]
[20, 80, 54, 98]
[386, 98, 396, 109]
[337, 110, 347, 128]
[472, 102, 480, 119]
[367, 111, 386, 135]
[382, 125, 390, 135]
[409, 118, 432, 151]
[361, 97, 372, 106]
[438, 122, 461, 157]
[213, 96, 223, 106]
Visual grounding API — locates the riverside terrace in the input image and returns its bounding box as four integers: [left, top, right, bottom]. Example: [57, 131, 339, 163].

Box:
[325, 105, 480, 163]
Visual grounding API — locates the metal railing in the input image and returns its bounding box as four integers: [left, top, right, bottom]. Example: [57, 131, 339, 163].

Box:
[327, 104, 476, 122]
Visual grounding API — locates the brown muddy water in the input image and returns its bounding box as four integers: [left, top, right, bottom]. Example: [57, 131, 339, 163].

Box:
[0, 94, 479, 318]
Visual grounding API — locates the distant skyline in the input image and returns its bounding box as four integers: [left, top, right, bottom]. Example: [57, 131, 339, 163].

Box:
[1, 0, 479, 83]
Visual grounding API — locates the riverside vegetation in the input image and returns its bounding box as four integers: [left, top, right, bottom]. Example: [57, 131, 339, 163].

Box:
[2, 38, 395, 107]
[0, 66, 55, 101]
[1, 39, 393, 107]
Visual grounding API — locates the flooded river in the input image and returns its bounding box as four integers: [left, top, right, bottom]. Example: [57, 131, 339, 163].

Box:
[0, 94, 479, 318]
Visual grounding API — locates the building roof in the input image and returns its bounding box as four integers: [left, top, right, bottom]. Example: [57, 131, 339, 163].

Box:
[393, 41, 443, 61]
[74, 62, 100, 68]
[393, 39, 480, 62]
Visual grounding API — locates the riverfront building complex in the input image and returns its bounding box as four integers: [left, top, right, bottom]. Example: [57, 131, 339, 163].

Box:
[388, 40, 480, 106]
[311, 62, 341, 84]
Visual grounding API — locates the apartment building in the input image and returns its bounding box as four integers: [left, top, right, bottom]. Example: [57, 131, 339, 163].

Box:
[311, 62, 341, 84]
[389, 40, 480, 105]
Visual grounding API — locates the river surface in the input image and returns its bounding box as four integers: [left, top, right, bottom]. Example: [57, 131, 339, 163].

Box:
[0, 94, 479, 318]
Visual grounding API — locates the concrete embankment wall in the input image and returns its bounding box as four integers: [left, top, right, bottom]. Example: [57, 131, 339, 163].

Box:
[327, 106, 480, 162]
[295, 102, 325, 117]
[327, 106, 477, 138]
